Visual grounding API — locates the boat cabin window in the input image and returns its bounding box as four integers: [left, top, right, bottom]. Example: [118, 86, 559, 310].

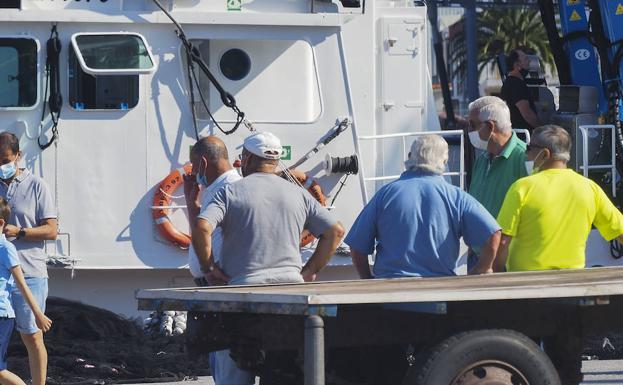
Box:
[187, 39, 322, 123]
[70, 33, 156, 75]
[0, 38, 37, 108]
[0, 1, 20, 9]
[69, 45, 139, 110]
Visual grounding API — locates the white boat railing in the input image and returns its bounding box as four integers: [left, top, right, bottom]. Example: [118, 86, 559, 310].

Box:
[357, 130, 466, 194]
[578, 125, 617, 198]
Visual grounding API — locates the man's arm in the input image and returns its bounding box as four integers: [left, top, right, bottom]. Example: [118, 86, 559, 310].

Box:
[4, 218, 57, 241]
[493, 234, 512, 272]
[183, 174, 201, 226]
[192, 219, 229, 285]
[469, 230, 501, 275]
[350, 249, 373, 279]
[301, 222, 345, 282]
[515, 100, 540, 128]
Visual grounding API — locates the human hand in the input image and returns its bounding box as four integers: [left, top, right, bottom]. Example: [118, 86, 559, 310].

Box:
[204, 266, 230, 286]
[3, 224, 19, 238]
[468, 266, 493, 275]
[182, 173, 200, 205]
[35, 312, 52, 332]
[302, 273, 316, 282]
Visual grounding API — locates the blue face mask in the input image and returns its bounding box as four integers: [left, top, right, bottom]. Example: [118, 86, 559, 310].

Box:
[196, 173, 208, 187]
[0, 162, 16, 180]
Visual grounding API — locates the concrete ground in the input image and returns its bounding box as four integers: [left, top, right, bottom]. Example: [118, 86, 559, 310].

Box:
[123, 360, 623, 385]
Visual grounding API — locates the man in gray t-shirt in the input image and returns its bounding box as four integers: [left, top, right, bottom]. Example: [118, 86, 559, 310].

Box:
[0, 132, 56, 385]
[193, 131, 344, 286]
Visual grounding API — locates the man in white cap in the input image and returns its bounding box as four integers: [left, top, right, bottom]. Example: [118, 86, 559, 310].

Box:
[193, 131, 345, 285]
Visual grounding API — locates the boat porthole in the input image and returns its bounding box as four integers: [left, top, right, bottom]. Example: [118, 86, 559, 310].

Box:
[219, 48, 251, 81]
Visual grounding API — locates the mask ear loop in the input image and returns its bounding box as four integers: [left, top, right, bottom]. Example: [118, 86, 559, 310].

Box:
[533, 149, 546, 171]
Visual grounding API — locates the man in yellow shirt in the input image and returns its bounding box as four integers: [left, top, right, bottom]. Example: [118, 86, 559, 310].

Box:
[495, 125, 623, 272]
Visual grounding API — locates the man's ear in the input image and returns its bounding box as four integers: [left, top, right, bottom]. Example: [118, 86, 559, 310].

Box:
[0, 219, 5, 229]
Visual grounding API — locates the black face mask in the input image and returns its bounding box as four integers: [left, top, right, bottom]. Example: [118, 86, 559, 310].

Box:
[520, 68, 530, 78]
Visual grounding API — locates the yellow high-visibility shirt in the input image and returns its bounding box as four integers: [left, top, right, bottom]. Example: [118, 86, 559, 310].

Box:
[497, 168, 623, 271]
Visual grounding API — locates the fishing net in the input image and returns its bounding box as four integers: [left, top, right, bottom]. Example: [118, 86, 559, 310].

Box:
[7, 298, 210, 385]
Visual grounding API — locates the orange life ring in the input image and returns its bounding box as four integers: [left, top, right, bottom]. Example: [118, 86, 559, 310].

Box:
[288, 170, 327, 248]
[153, 163, 193, 249]
[152, 165, 327, 250]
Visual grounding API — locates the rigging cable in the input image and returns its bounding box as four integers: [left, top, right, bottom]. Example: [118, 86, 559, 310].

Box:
[38, 24, 62, 151]
[151, 0, 248, 136]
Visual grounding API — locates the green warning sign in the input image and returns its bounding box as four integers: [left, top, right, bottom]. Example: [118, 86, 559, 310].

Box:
[227, 0, 241, 11]
[281, 145, 292, 161]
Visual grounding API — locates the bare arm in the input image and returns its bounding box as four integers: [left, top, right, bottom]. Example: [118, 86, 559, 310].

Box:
[301, 222, 345, 282]
[493, 233, 512, 272]
[515, 100, 540, 128]
[10, 266, 52, 332]
[192, 219, 229, 285]
[468, 230, 501, 275]
[183, 174, 201, 226]
[350, 249, 373, 279]
[4, 218, 57, 241]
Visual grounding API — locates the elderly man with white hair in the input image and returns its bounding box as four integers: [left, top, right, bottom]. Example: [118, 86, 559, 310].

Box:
[468, 96, 528, 217]
[345, 134, 501, 279]
[467, 96, 528, 269]
[496, 125, 623, 273]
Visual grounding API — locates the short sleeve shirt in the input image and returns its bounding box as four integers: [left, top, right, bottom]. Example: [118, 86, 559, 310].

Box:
[0, 169, 57, 278]
[188, 169, 242, 278]
[344, 171, 501, 278]
[0, 235, 20, 318]
[501, 76, 536, 130]
[497, 168, 623, 271]
[198, 173, 337, 283]
[469, 132, 528, 217]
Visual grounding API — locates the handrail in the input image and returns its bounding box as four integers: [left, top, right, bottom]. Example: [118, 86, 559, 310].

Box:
[358, 130, 465, 190]
[578, 125, 616, 197]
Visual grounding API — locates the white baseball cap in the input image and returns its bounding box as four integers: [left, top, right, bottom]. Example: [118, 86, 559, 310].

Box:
[243, 131, 283, 160]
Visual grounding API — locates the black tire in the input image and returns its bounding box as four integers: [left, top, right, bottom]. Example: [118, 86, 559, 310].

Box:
[403, 329, 561, 385]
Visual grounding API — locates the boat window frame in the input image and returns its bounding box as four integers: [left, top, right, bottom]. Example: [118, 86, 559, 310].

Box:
[70, 32, 157, 76]
[0, 36, 40, 111]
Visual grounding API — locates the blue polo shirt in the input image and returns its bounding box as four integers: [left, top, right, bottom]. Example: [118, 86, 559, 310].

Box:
[345, 170, 500, 278]
[0, 234, 20, 318]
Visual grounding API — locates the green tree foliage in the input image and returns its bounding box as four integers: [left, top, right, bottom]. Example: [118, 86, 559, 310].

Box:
[449, 8, 554, 84]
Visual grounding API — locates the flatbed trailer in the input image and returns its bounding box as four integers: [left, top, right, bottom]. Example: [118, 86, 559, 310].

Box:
[137, 267, 623, 385]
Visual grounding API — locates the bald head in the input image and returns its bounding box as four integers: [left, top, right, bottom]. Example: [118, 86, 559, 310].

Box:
[191, 136, 229, 164]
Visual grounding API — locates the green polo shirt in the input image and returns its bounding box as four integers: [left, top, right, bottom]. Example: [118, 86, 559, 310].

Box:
[469, 132, 528, 217]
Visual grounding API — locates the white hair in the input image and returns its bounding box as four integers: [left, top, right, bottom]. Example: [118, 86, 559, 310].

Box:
[533, 125, 571, 163]
[468, 96, 512, 133]
[404, 135, 448, 175]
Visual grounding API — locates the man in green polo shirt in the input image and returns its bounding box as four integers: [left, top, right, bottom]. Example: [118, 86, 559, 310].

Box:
[467, 96, 527, 268]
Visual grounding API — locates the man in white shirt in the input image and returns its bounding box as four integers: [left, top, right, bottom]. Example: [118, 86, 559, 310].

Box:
[183, 136, 248, 385]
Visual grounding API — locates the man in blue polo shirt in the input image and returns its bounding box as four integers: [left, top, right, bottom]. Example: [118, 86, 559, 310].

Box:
[346, 134, 501, 279]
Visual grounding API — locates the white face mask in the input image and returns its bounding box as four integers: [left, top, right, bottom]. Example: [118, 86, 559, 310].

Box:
[525, 150, 544, 175]
[468, 130, 489, 151]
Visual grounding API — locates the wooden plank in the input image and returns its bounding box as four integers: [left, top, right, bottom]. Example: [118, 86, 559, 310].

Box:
[136, 267, 623, 309]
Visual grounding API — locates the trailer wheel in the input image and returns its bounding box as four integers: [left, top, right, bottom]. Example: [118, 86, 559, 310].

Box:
[403, 329, 560, 385]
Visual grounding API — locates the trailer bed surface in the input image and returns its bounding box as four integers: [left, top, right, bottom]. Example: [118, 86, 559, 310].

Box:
[137, 267, 623, 316]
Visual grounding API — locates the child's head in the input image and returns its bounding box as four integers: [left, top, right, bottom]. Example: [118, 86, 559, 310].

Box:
[0, 198, 10, 231]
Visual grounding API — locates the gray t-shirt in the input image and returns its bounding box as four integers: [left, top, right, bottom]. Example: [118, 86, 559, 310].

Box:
[0, 169, 57, 278]
[198, 173, 337, 283]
